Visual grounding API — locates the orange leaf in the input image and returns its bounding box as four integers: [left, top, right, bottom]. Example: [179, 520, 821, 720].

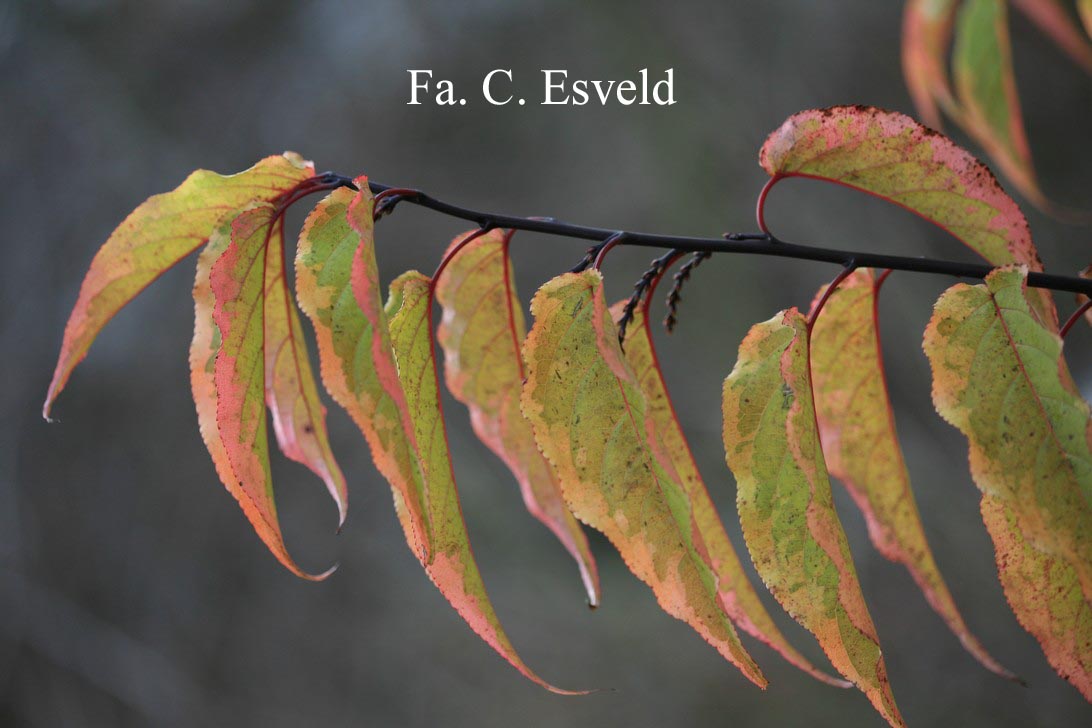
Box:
[191, 206, 333, 580]
[434, 229, 600, 606]
[521, 270, 767, 688]
[614, 300, 848, 687]
[723, 308, 904, 727]
[809, 268, 1014, 679]
[46, 152, 313, 419]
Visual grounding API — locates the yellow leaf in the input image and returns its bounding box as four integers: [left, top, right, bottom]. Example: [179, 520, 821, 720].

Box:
[615, 301, 848, 687]
[47, 152, 313, 418]
[521, 270, 766, 688]
[924, 266, 1092, 700]
[434, 229, 600, 606]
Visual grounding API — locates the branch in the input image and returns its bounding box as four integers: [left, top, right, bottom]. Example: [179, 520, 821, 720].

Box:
[317, 174, 1092, 296]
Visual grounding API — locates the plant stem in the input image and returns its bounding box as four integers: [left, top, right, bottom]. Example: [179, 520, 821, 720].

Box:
[317, 174, 1092, 296]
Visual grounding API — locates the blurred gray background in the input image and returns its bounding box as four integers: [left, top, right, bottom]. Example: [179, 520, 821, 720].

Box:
[3, 0, 1092, 725]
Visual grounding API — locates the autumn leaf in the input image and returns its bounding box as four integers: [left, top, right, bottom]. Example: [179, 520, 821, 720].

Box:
[46, 152, 313, 419]
[386, 270, 581, 694]
[723, 308, 904, 727]
[614, 300, 847, 687]
[1011, 0, 1092, 75]
[923, 265, 1092, 700]
[263, 220, 348, 527]
[1082, 0, 1092, 38]
[902, 0, 960, 129]
[295, 184, 574, 693]
[809, 268, 1013, 680]
[952, 0, 1047, 211]
[191, 206, 334, 580]
[295, 183, 431, 559]
[433, 228, 600, 606]
[521, 270, 767, 688]
[760, 105, 1057, 329]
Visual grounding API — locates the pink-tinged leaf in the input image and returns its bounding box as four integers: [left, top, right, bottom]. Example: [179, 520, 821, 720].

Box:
[521, 271, 768, 688]
[190, 209, 332, 580]
[296, 185, 575, 692]
[1012, 0, 1092, 75]
[46, 152, 313, 419]
[295, 183, 431, 560]
[809, 269, 1014, 680]
[924, 266, 1092, 700]
[723, 308, 905, 727]
[263, 223, 348, 528]
[614, 300, 848, 687]
[434, 229, 600, 606]
[386, 271, 583, 695]
[760, 105, 1057, 329]
[902, 0, 961, 129]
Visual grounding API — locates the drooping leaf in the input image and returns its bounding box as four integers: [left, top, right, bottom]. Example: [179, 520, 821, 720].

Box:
[263, 223, 348, 527]
[723, 308, 905, 727]
[46, 152, 313, 419]
[295, 183, 430, 559]
[923, 265, 1092, 700]
[614, 301, 848, 687]
[521, 270, 767, 688]
[434, 229, 600, 606]
[809, 269, 1013, 679]
[760, 105, 1057, 329]
[952, 0, 1047, 211]
[295, 184, 573, 693]
[1011, 0, 1092, 75]
[386, 270, 580, 694]
[902, 0, 960, 129]
[191, 206, 332, 580]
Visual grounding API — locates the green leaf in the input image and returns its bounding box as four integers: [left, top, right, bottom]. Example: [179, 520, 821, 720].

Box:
[434, 229, 600, 606]
[521, 270, 767, 688]
[295, 184, 575, 693]
[760, 105, 1057, 329]
[923, 265, 1092, 700]
[46, 152, 313, 419]
[953, 0, 1046, 211]
[615, 300, 848, 687]
[723, 308, 904, 727]
[809, 269, 1013, 679]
